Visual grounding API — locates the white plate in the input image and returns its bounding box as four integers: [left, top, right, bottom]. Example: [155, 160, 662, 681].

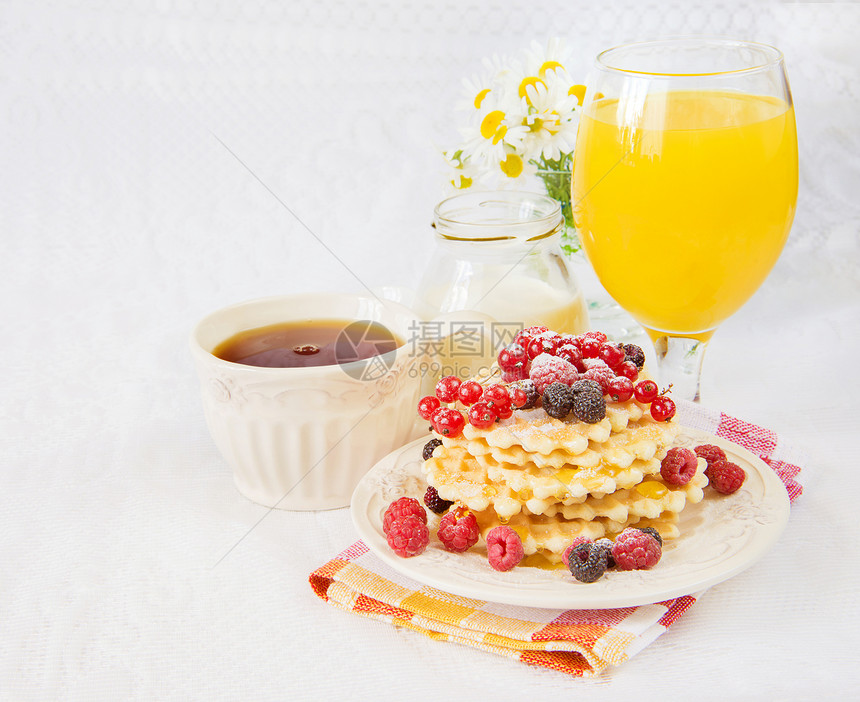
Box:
[350, 427, 790, 609]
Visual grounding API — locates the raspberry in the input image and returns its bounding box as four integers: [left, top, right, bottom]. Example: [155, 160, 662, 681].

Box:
[457, 380, 484, 406]
[708, 459, 746, 494]
[650, 395, 676, 422]
[581, 358, 615, 393]
[417, 395, 441, 421]
[598, 342, 626, 369]
[437, 507, 480, 552]
[634, 379, 659, 403]
[541, 382, 574, 419]
[566, 542, 609, 583]
[623, 344, 646, 369]
[468, 401, 496, 429]
[423, 485, 453, 514]
[529, 353, 579, 393]
[635, 527, 663, 547]
[386, 515, 430, 557]
[561, 536, 593, 567]
[422, 438, 442, 461]
[383, 497, 427, 535]
[660, 447, 698, 486]
[486, 526, 525, 571]
[435, 375, 462, 402]
[695, 444, 727, 471]
[611, 527, 662, 570]
[431, 407, 466, 438]
[572, 389, 606, 424]
[507, 379, 539, 409]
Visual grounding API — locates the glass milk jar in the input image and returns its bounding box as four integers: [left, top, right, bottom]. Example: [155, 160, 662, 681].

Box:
[413, 190, 589, 384]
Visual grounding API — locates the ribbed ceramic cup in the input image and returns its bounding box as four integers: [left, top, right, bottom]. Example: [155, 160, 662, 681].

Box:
[190, 293, 422, 510]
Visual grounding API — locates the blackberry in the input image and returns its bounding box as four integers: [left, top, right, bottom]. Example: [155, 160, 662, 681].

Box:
[623, 344, 646, 369]
[570, 378, 602, 397]
[566, 542, 609, 583]
[572, 389, 606, 424]
[636, 526, 663, 547]
[507, 379, 539, 409]
[422, 438, 443, 461]
[423, 485, 453, 514]
[541, 382, 574, 420]
[594, 538, 616, 568]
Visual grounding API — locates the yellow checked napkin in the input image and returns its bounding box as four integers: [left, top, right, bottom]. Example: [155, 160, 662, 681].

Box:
[309, 403, 802, 677]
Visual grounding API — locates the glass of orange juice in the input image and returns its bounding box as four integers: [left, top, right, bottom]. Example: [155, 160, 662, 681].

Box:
[572, 38, 798, 401]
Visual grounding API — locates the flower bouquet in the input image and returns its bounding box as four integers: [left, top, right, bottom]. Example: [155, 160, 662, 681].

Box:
[443, 39, 586, 256]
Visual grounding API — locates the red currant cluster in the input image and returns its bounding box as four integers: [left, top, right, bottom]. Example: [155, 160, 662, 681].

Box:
[417, 326, 678, 436]
[418, 375, 530, 438]
[501, 326, 676, 422]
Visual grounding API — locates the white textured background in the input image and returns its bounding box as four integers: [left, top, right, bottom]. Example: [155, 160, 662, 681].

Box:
[2, 1, 859, 699]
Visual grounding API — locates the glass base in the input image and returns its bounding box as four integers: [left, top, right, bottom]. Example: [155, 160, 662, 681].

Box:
[587, 298, 642, 343]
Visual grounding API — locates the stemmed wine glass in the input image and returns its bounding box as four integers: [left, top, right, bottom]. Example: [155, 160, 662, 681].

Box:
[572, 38, 798, 401]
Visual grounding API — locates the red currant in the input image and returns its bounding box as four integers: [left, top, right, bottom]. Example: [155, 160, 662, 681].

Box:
[468, 401, 496, 429]
[556, 343, 583, 367]
[598, 342, 626, 369]
[633, 379, 659, 403]
[607, 376, 634, 403]
[514, 325, 549, 348]
[435, 375, 462, 403]
[650, 396, 676, 422]
[457, 380, 484, 406]
[417, 395, 441, 420]
[497, 343, 527, 372]
[509, 387, 529, 408]
[526, 336, 557, 359]
[483, 384, 511, 411]
[580, 337, 601, 358]
[431, 407, 466, 437]
[582, 331, 608, 345]
[615, 360, 640, 381]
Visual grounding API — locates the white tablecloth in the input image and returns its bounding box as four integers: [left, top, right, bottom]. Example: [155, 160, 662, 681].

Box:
[3, 1, 859, 698]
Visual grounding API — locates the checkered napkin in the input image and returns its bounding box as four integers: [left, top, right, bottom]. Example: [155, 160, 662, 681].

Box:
[309, 402, 803, 678]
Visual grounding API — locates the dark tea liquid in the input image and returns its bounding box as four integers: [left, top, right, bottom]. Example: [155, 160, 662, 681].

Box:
[212, 319, 401, 368]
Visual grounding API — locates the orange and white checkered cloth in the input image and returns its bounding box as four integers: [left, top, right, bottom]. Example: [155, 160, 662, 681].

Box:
[309, 403, 803, 678]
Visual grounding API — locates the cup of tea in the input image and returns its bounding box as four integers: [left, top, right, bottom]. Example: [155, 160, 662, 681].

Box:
[190, 293, 423, 510]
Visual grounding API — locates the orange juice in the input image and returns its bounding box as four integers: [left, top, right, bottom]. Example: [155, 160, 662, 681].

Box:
[572, 90, 797, 335]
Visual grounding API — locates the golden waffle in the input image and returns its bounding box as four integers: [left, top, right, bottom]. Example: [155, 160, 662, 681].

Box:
[424, 443, 707, 521]
[472, 508, 683, 565]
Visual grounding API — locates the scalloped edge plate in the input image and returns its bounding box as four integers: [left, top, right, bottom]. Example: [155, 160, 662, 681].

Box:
[350, 427, 790, 609]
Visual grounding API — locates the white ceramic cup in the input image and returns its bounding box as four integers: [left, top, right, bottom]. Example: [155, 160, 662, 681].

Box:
[190, 293, 423, 510]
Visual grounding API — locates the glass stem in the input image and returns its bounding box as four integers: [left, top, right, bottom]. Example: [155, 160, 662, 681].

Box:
[651, 335, 708, 403]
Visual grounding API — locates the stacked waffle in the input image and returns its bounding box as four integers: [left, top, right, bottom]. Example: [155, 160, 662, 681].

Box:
[423, 394, 708, 566]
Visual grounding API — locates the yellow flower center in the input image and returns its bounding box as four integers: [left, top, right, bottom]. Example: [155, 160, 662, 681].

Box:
[480, 110, 506, 139]
[525, 112, 561, 134]
[500, 153, 523, 178]
[518, 76, 546, 105]
[452, 175, 473, 189]
[539, 60, 564, 78]
[568, 84, 586, 105]
[474, 88, 491, 109]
